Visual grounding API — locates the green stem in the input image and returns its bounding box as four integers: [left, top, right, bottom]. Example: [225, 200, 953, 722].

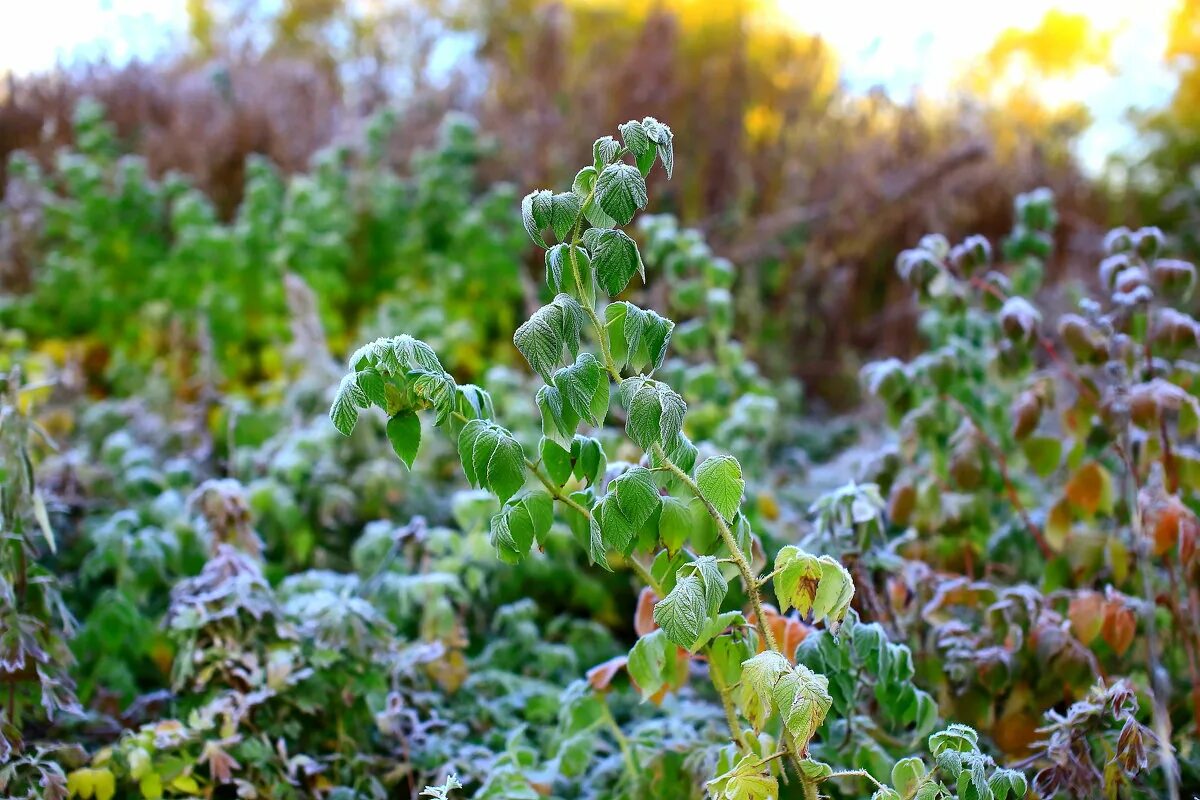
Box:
[600, 699, 640, 781]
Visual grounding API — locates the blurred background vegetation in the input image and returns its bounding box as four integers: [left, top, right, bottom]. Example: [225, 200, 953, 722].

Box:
[5, 0, 1199, 402]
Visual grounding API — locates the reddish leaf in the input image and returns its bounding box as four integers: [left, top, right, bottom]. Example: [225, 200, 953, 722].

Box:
[586, 655, 627, 692]
[634, 586, 659, 637]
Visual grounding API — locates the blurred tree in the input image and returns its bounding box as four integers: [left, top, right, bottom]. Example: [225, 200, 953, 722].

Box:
[963, 9, 1113, 161]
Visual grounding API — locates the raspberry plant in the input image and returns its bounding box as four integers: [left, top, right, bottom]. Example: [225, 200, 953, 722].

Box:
[331, 120, 1024, 799]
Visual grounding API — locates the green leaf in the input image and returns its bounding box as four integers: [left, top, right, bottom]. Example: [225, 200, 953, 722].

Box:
[736, 651, 789, 730]
[514, 294, 585, 381]
[706, 753, 779, 800]
[586, 513, 611, 570]
[653, 573, 707, 649]
[929, 724, 979, 757]
[458, 420, 527, 503]
[709, 633, 752, 687]
[773, 545, 821, 616]
[584, 227, 644, 295]
[693, 610, 746, 653]
[550, 192, 582, 241]
[386, 411, 421, 468]
[619, 120, 651, 158]
[490, 491, 554, 563]
[891, 757, 928, 797]
[627, 629, 668, 700]
[487, 433, 527, 504]
[573, 165, 597, 197]
[687, 555, 729, 616]
[611, 466, 661, 528]
[595, 163, 648, 226]
[618, 376, 686, 450]
[522, 189, 554, 248]
[554, 353, 609, 426]
[606, 301, 674, 373]
[593, 136, 621, 169]
[1022, 435, 1062, 478]
[696, 455, 744, 521]
[408, 368, 458, 425]
[537, 383, 579, 445]
[356, 368, 387, 407]
[771, 662, 832, 748]
[571, 435, 606, 485]
[811, 556, 856, 633]
[546, 244, 595, 306]
[541, 437, 573, 486]
[594, 466, 661, 556]
[330, 373, 368, 436]
[658, 496, 691, 554]
[642, 117, 674, 179]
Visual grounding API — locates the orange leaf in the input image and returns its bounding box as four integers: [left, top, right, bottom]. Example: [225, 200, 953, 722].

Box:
[1065, 461, 1113, 515]
[1101, 600, 1136, 656]
[634, 586, 659, 637]
[1068, 591, 1104, 645]
[586, 655, 627, 692]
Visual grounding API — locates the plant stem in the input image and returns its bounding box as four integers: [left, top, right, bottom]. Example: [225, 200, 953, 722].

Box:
[599, 699, 640, 781]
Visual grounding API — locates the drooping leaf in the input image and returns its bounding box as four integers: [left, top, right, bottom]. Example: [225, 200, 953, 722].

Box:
[386, 411, 421, 468]
[606, 301, 675, 373]
[490, 491, 554, 563]
[541, 437, 573, 486]
[330, 372, 368, 436]
[550, 191, 582, 241]
[773, 545, 821, 616]
[618, 376, 686, 450]
[554, 353, 610, 426]
[642, 116, 675, 179]
[771, 662, 832, 749]
[521, 189, 554, 248]
[546, 244, 595, 306]
[514, 294, 586, 381]
[736, 651, 790, 730]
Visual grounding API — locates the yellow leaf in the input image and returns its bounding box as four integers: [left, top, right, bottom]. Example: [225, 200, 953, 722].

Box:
[171, 774, 201, 795]
[93, 769, 115, 800]
[67, 768, 96, 799]
[1045, 498, 1071, 551]
[139, 773, 163, 800]
[1065, 462, 1113, 515]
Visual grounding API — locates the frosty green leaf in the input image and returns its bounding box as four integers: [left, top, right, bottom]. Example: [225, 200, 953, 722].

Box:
[618, 376, 686, 450]
[696, 455, 744, 521]
[514, 293, 585, 381]
[595, 163, 648, 227]
[330, 373, 368, 436]
[521, 189, 554, 248]
[583, 227, 644, 296]
[653, 573, 707, 649]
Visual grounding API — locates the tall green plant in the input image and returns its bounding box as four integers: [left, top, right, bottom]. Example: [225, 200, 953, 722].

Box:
[329, 119, 1021, 800]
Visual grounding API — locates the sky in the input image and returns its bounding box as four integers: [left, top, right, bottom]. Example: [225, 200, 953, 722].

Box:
[0, 0, 1183, 173]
